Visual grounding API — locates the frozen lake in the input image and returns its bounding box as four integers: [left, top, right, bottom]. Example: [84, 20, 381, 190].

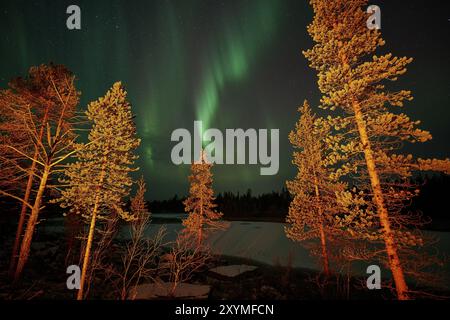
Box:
[43, 213, 450, 289]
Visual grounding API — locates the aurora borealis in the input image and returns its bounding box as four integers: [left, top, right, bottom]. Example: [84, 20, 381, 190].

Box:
[1, 0, 449, 199]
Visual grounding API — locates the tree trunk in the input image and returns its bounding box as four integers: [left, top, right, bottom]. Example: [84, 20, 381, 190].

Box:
[9, 159, 36, 277]
[314, 179, 330, 277]
[14, 166, 50, 281]
[9, 107, 50, 277]
[318, 224, 330, 276]
[352, 101, 409, 300]
[198, 196, 203, 247]
[77, 160, 107, 300]
[77, 197, 99, 300]
[197, 230, 202, 247]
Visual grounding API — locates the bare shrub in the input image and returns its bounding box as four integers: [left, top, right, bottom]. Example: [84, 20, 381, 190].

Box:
[160, 232, 211, 297]
[119, 224, 166, 300]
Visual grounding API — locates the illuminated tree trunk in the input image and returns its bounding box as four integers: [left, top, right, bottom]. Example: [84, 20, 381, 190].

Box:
[77, 162, 106, 300]
[197, 229, 203, 247]
[77, 196, 99, 300]
[9, 159, 36, 277]
[9, 107, 50, 277]
[318, 226, 329, 276]
[314, 177, 330, 277]
[353, 102, 409, 300]
[197, 198, 203, 247]
[314, 188, 330, 277]
[14, 166, 50, 281]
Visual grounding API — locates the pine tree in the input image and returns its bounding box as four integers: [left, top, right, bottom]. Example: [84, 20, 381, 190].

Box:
[285, 101, 344, 276]
[56, 82, 140, 300]
[0, 64, 80, 280]
[130, 176, 149, 223]
[303, 0, 450, 299]
[183, 151, 225, 246]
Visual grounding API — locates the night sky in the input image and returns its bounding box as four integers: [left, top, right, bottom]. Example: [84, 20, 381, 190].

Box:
[0, 0, 449, 199]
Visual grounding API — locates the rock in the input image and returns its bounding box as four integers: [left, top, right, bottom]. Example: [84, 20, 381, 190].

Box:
[128, 282, 210, 300]
[209, 265, 258, 278]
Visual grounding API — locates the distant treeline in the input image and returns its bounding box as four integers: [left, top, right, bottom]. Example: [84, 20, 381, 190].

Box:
[149, 188, 291, 221]
[1, 174, 448, 225]
[149, 174, 450, 224]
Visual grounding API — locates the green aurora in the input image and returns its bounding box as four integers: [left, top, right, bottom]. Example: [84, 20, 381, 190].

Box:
[1, 0, 449, 199]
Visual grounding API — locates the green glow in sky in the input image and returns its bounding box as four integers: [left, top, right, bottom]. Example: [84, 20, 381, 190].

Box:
[195, 1, 282, 132]
[2, 1, 448, 199]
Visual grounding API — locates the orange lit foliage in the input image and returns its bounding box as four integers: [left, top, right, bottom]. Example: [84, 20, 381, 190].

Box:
[183, 151, 226, 246]
[285, 101, 345, 276]
[304, 0, 450, 299]
[56, 82, 140, 299]
[0, 64, 80, 280]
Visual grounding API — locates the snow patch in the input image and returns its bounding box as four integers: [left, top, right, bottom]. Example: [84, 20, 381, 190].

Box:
[209, 264, 258, 278]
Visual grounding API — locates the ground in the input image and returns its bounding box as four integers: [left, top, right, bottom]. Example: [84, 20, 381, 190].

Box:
[2, 232, 446, 300]
[1, 213, 449, 300]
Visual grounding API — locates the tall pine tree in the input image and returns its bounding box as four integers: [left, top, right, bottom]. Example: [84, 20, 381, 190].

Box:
[286, 101, 344, 276]
[303, 0, 450, 299]
[56, 82, 140, 299]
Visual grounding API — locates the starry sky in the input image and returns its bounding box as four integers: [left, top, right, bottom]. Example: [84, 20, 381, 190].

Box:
[0, 0, 449, 199]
